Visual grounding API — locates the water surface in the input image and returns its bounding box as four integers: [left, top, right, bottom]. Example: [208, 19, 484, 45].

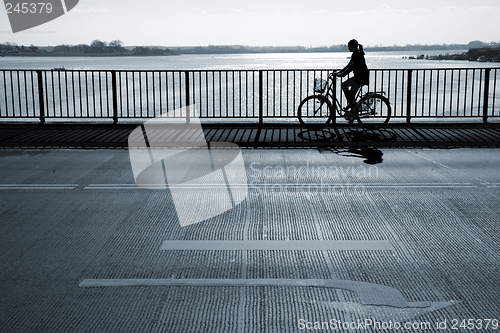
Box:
[1, 50, 496, 70]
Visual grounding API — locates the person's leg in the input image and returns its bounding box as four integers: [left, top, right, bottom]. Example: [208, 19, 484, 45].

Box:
[341, 78, 362, 124]
[341, 78, 361, 106]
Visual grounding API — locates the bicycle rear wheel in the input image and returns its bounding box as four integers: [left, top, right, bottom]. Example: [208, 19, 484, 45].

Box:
[355, 94, 391, 128]
[298, 95, 333, 129]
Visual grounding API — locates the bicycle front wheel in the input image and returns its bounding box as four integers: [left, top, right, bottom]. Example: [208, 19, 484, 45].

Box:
[298, 95, 334, 129]
[355, 94, 391, 128]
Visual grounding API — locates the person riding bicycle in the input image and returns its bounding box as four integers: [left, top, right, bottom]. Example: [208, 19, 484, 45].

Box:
[334, 39, 369, 123]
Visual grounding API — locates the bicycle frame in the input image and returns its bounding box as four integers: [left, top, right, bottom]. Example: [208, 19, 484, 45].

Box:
[298, 72, 392, 129]
[319, 74, 364, 117]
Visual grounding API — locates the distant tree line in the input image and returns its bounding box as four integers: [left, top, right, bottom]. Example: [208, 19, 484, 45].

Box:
[365, 41, 500, 52]
[180, 45, 308, 54]
[0, 42, 42, 53]
[172, 41, 500, 54]
[51, 40, 127, 53]
[0, 40, 175, 56]
[2, 40, 499, 56]
[51, 40, 174, 55]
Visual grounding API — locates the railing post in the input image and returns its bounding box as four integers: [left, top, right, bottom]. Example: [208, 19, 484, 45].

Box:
[258, 70, 263, 125]
[111, 71, 118, 124]
[36, 70, 45, 124]
[185, 71, 190, 123]
[332, 74, 337, 126]
[406, 69, 412, 124]
[483, 68, 491, 123]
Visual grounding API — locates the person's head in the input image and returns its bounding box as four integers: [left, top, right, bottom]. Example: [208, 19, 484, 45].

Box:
[348, 39, 364, 54]
[348, 39, 359, 52]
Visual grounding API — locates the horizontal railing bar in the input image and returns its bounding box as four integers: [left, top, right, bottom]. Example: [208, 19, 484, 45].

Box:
[4, 67, 500, 73]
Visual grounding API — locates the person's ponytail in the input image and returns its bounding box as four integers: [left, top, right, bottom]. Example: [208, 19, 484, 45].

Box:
[359, 44, 365, 55]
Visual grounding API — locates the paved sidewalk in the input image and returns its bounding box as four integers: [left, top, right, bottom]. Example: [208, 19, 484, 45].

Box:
[0, 148, 499, 332]
[1, 122, 500, 148]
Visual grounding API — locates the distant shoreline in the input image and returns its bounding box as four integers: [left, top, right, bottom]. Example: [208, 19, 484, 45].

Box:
[0, 49, 470, 58]
[1, 48, 498, 63]
[0, 52, 178, 57]
[2, 40, 498, 58]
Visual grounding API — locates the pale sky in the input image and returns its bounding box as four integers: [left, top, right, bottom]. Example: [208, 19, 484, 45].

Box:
[1, 0, 499, 47]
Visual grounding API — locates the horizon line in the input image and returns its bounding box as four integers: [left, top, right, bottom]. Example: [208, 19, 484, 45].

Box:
[2, 40, 498, 49]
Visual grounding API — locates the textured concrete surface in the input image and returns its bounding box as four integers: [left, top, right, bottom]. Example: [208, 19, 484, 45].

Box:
[1, 122, 500, 148]
[0, 148, 499, 332]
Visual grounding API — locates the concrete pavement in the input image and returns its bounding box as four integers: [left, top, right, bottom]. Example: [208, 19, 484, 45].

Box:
[0, 148, 500, 332]
[1, 122, 500, 148]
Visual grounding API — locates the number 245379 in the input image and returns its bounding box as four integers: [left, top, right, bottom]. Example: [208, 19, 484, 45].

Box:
[5, 3, 54, 14]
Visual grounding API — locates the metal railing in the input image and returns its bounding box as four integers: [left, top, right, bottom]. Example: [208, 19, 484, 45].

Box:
[1, 68, 499, 123]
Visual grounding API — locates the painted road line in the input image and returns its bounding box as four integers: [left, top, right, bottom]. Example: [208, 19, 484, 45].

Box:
[325, 183, 475, 188]
[83, 183, 477, 189]
[0, 184, 78, 190]
[84, 184, 142, 189]
[247, 183, 477, 188]
[159, 240, 394, 251]
[343, 183, 476, 188]
[84, 184, 237, 189]
[78, 278, 430, 308]
[249, 183, 476, 188]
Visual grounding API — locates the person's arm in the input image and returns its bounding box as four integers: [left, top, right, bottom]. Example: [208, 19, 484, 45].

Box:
[336, 56, 354, 77]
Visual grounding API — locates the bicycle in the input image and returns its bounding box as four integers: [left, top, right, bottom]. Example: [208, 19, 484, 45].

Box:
[297, 72, 391, 130]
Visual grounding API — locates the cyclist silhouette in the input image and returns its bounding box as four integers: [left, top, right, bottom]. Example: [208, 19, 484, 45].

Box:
[335, 39, 369, 122]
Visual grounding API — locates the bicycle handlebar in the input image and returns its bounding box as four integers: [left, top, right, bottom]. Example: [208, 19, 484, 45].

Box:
[330, 71, 341, 79]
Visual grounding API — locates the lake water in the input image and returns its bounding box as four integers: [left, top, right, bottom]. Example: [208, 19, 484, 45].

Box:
[0, 50, 498, 70]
